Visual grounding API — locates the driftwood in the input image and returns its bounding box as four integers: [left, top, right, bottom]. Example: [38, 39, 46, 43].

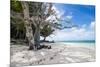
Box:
[28, 44, 51, 50]
[38, 45, 51, 49]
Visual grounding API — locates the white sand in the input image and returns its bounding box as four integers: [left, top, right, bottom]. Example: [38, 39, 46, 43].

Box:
[10, 43, 95, 67]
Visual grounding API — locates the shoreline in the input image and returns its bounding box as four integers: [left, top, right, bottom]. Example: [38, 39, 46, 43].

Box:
[54, 42, 95, 50]
[10, 42, 95, 67]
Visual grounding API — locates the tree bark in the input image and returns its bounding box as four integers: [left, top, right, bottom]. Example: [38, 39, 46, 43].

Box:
[34, 26, 40, 49]
[21, 1, 35, 50]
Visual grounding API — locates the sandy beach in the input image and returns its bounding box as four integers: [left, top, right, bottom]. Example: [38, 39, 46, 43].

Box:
[10, 42, 95, 67]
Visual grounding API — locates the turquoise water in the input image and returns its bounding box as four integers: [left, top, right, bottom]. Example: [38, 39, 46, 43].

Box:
[56, 40, 95, 48]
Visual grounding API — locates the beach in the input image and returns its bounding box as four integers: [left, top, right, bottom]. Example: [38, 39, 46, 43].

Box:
[10, 42, 95, 67]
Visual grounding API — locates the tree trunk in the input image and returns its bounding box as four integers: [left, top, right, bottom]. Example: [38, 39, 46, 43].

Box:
[43, 37, 46, 41]
[21, 2, 35, 50]
[34, 26, 40, 49]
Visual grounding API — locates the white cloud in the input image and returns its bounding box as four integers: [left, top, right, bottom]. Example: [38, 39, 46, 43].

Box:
[90, 21, 95, 30]
[43, 21, 95, 41]
[66, 15, 73, 20]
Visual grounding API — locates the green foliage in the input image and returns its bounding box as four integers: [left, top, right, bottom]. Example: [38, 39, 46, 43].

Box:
[10, 0, 25, 39]
[11, 17, 26, 39]
[11, 0, 22, 12]
[40, 25, 54, 40]
[29, 2, 43, 16]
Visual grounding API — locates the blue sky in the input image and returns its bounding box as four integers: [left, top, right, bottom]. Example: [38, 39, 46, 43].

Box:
[54, 3, 95, 27]
[41, 3, 95, 41]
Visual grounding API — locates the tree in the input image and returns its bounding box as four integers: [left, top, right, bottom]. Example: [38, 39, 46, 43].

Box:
[26, 2, 57, 50]
[11, 0, 26, 40]
[28, 2, 63, 50]
[11, 17, 26, 39]
[11, 0, 75, 50]
[40, 24, 54, 41]
[21, 1, 37, 50]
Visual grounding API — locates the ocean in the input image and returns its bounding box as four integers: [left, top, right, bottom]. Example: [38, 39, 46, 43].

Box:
[56, 40, 95, 48]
